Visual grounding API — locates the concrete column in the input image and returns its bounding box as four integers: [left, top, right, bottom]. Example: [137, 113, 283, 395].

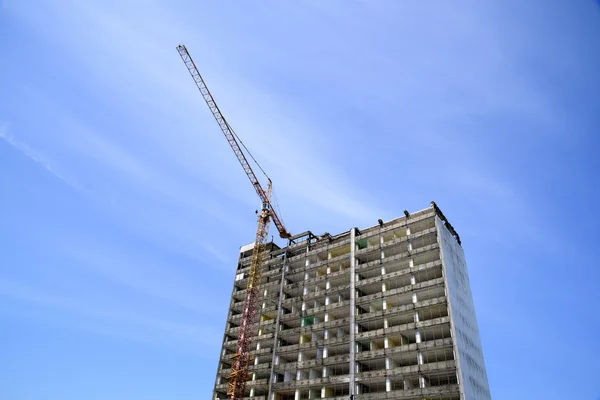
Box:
[410, 273, 416, 285]
[414, 311, 420, 323]
[381, 265, 386, 275]
[382, 299, 388, 311]
[383, 317, 389, 329]
[349, 227, 357, 397]
[322, 366, 328, 377]
[418, 351, 424, 365]
[382, 282, 387, 292]
[419, 375, 427, 388]
[409, 258, 414, 268]
[415, 330, 422, 343]
[325, 296, 330, 306]
[294, 389, 300, 400]
[412, 293, 418, 303]
[386, 378, 392, 392]
[250, 388, 255, 397]
[385, 357, 395, 370]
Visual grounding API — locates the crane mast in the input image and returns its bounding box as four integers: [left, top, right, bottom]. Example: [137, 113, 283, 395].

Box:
[177, 44, 290, 400]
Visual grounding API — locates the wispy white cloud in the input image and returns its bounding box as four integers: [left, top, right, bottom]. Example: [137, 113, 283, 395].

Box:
[0, 279, 220, 353]
[2, 0, 549, 259]
[0, 123, 86, 192]
[51, 232, 222, 314]
[1, 112, 237, 265]
[3, 0, 549, 266]
[3, 1, 380, 228]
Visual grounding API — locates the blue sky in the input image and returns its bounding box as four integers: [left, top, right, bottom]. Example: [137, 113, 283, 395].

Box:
[1, 1, 599, 399]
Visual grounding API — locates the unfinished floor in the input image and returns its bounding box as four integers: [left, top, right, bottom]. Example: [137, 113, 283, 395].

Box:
[213, 203, 491, 400]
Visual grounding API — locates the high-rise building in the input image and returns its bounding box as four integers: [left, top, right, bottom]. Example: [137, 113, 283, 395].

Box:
[213, 203, 491, 400]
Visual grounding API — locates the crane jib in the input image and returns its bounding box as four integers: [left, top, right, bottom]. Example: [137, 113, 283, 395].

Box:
[177, 44, 290, 239]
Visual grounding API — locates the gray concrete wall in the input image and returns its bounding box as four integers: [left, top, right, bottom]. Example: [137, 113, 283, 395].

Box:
[437, 216, 491, 400]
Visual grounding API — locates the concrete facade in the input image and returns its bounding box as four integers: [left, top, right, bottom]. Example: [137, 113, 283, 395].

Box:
[213, 204, 491, 400]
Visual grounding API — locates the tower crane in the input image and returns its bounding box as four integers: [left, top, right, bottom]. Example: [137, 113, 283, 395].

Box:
[177, 44, 291, 400]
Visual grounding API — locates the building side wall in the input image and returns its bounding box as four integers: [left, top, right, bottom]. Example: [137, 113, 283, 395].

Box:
[437, 217, 491, 400]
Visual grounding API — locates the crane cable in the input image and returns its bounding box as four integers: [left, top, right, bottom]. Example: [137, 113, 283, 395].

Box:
[272, 189, 285, 228]
[226, 120, 286, 227]
[226, 121, 270, 181]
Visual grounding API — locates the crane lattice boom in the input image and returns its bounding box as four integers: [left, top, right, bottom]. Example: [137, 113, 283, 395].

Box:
[177, 44, 289, 239]
[177, 44, 290, 400]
